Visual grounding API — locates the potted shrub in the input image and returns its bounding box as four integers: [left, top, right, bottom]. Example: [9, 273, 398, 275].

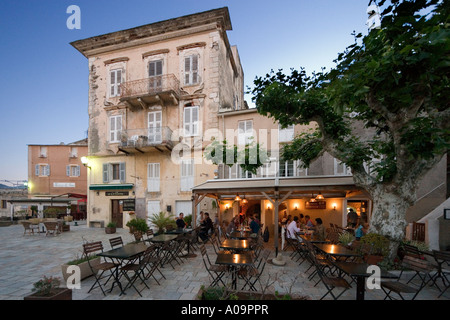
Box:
[61, 254, 100, 282]
[359, 233, 390, 265]
[105, 222, 117, 234]
[184, 214, 193, 228]
[126, 218, 149, 241]
[148, 212, 176, 234]
[24, 276, 72, 300]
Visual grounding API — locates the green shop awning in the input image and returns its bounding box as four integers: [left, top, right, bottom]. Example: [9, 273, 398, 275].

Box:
[89, 184, 134, 191]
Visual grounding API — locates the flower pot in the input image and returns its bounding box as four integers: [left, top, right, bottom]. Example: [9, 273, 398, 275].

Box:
[61, 257, 100, 282]
[105, 227, 116, 234]
[24, 288, 72, 300]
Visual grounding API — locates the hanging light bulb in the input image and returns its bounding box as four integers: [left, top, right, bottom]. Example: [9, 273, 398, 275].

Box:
[242, 195, 248, 204]
[235, 194, 241, 201]
[310, 193, 317, 202]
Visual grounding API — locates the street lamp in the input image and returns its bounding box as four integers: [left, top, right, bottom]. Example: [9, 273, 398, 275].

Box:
[81, 156, 91, 169]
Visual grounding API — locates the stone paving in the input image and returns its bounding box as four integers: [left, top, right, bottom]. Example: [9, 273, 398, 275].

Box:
[0, 222, 448, 300]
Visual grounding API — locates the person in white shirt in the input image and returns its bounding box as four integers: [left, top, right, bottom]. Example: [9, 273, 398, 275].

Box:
[287, 216, 301, 239]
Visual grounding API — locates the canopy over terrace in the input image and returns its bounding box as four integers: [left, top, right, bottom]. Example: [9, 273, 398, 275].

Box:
[191, 175, 367, 254]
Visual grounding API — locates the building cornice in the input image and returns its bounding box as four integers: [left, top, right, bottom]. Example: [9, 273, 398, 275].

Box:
[71, 7, 232, 58]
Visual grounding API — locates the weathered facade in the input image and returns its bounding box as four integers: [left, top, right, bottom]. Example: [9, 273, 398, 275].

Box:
[72, 8, 244, 227]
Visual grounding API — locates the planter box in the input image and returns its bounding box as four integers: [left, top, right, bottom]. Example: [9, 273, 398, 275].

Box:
[61, 257, 100, 282]
[197, 288, 310, 300]
[24, 288, 72, 300]
[62, 225, 70, 232]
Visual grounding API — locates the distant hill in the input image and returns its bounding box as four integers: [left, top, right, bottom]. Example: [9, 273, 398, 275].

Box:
[0, 183, 27, 189]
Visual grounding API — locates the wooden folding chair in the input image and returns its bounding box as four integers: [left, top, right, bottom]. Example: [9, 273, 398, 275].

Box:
[82, 241, 119, 296]
[238, 249, 270, 291]
[109, 236, 124, 249]
[200, 244, 227, 287]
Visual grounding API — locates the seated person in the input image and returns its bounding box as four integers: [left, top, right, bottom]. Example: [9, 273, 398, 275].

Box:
[312, 218, 326, 241]
[287, 216, 301, 239]
[305, 215, 315, 229]
[176, 212, 186, 229]
[199, 212, 213, 242]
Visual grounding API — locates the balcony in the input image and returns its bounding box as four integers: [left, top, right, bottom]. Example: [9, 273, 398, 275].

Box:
[119, 127, 175, 154]
[120, 74, 181, 110]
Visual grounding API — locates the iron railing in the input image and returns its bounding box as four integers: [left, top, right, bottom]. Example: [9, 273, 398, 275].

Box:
[120, 74, 181, 99]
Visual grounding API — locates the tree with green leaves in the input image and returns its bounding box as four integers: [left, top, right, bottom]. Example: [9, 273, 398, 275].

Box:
[249, 0, 449, 257]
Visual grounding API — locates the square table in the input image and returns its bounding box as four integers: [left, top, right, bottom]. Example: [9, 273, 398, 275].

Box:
[97, 243, 149, 295]
[229, 231, 253, 240]
[215, 252, 254, 290]
[150, 234, 179, 243]
[220, 239, 252, 252]
[313, 243, 360, 260]
[333, 261, 398, 300]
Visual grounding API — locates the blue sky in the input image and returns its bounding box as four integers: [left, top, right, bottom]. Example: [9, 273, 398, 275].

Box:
[0, 0, 370, 181]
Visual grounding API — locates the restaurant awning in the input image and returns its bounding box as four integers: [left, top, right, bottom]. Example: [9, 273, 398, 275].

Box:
[89, 184, 134, 191]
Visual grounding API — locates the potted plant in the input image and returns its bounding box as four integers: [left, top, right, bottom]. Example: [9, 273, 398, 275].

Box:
[359, 233, 390, 265]
[184, 214, 193, 228]
[148, 212, 176, 234]
[338, 231, 355, 247]
[61, 254, 101, 282]
[105, 222, 117, 234]
[126, 218, 149, 241]
[24, 276, 72, 300]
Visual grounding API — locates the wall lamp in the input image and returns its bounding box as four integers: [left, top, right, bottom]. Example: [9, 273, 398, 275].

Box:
[81, 156, 91, 169]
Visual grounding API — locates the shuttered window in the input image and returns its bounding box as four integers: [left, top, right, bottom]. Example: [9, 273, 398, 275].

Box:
[66, 165, 81, 177]
[110, 115, 122, 143]
[148, 60, 163, 88]
[102, 162, 126, 183]
[110, 69, 122, 97]
[238, 120, 253, 145]
[147, 163, 160, 192]
[184, 106, 199, 136]
[148, 111, 162, 143]
[180, 159, 194, 191]
[278, 124, 295, 142]
[184, 55, 199, 85]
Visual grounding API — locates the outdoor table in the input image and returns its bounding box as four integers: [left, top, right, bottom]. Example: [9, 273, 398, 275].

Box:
[313, 243, 361, 260]
[215, 252, 254, 290]
[97, 242, 149, 295]
[333, 261, 398, 300]
[150, 234, 178, 243]
[220, 239, 251, 252]
[298, 233, 330, 244]
[229, 231, 253, 240]
[165, 228, 193, 235]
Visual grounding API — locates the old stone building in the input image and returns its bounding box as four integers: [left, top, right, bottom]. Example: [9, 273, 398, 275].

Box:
[71, 8, 244, 227]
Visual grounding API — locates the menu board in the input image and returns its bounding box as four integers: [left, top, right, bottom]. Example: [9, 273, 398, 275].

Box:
[305, 200, 326, 209]
[122, 199, 136, 211]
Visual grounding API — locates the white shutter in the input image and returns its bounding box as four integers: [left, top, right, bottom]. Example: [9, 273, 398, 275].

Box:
[148, 163, 160, 192]
[184, 55, 199, 85]
[183, 106, 199, 136]
[103, 163, 109, 183]
[66, 165, 70, 176]
[35, 165, 40, 176]
[180, 159, 194, 191]
[119, 162, 126, 183]
[279, 124, 294, 142]
[76, 165, 81, 177]
[148, 111, 162, 143]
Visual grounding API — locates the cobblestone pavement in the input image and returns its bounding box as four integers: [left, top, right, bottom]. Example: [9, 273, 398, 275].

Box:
[0, 222, 448, 301]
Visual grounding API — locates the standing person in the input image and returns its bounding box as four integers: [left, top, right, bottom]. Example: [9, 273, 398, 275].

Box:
[347, 208, 358, 228]
[197, 211, 205, 227]
[176, 212, 186, 229]
[249, 215, 260, 235]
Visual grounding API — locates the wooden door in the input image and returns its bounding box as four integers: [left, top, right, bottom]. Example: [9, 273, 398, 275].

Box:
[111, 200, 123, 228]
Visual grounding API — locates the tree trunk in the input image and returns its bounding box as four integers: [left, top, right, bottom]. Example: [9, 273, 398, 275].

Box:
[368, 188, 411, 260]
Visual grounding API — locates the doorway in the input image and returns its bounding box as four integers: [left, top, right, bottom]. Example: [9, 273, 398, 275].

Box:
[111, 200, 123, 228]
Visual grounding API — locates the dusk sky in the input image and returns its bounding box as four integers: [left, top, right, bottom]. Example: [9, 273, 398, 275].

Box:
[0, 0, 371, 182]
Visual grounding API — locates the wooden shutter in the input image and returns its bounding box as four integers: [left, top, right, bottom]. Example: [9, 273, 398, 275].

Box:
[119, 162, 126, 183]
[103, 163, 109, 183]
